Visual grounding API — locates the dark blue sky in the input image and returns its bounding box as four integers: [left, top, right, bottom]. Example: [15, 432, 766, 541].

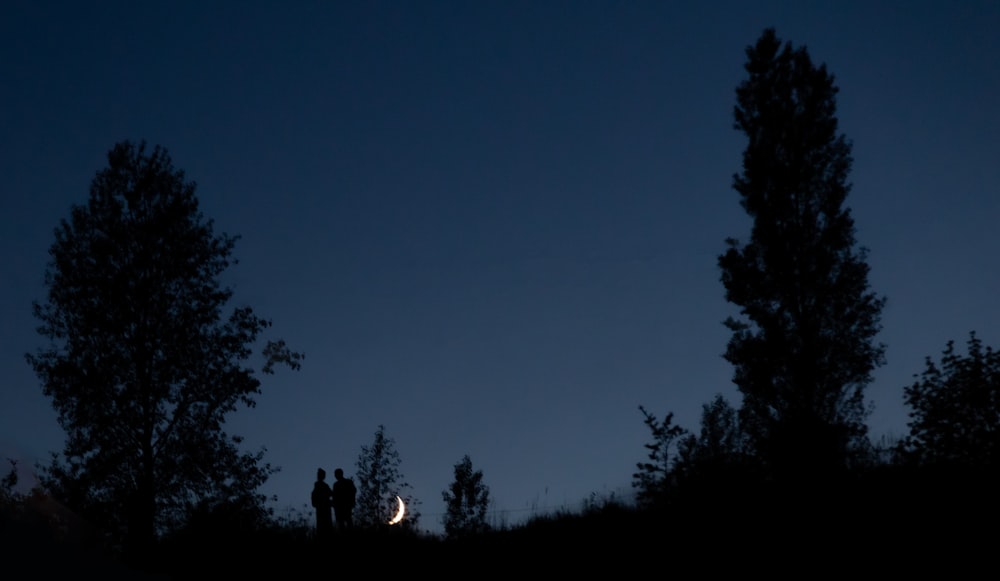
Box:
[2, 1, 998, 533]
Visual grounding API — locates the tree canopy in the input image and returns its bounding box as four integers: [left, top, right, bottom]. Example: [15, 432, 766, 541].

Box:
[353, 424, 419, 530]
[675, 394, 749, 482]
[718, 28, 886, 477]
[900, 332, 1000, 468]
[441, 454, 491, 539]
[26, 141, 302, 557]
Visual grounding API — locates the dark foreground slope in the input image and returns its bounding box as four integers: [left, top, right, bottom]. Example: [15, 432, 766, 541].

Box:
[6, 469, 996, 579]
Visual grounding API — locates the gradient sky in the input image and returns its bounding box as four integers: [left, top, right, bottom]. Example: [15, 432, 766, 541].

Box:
[2, 1, 998, 533]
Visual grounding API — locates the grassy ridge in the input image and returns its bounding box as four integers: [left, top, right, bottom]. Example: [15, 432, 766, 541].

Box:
[4, 469, 996, 578]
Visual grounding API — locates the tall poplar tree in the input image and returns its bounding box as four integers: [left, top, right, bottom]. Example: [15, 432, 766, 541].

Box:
[718, 29, 886, 477]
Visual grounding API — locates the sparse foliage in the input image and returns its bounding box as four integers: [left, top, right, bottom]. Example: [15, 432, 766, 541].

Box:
[26, 141, 302, 557]
[354, 425, 420, 530]
[441, 454, 491, 539]
[632, 406, 687, 508]
[719, 29, 886, 477]
[1, 459, 21, 508]
[899, 332, 1000, 468]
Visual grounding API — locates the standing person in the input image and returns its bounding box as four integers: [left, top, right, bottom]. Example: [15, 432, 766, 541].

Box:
[331, 468, 356, 530]
[311, 468, 333, 538]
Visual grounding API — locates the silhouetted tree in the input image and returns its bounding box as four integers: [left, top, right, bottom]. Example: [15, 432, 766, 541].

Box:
[718, 29, 886, 479]
[441, 454, 491, 539]
[899, 332, 1000, 468]
[25, 141, 303, 559]
[353, 425, 420, 530]
[632, 406, 687, 508]
[1, 459, 20, 508]
[676, 394, 750, 479]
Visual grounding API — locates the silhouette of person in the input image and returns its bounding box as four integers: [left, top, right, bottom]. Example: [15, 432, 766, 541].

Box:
[311, 468, 333, 537]
[331, 468, 356, 530]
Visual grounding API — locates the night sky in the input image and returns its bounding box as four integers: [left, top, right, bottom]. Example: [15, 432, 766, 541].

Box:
[2, 1, 998, 534]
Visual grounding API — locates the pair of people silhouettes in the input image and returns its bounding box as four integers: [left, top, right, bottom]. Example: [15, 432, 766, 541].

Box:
[311, 467, 356, 536]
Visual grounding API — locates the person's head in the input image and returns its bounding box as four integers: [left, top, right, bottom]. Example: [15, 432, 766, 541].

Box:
[334, 468, 344, 479]
[317, 468, 326, 481]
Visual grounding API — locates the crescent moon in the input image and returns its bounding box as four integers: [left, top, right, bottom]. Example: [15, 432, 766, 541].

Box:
[388, 495, 405, 525]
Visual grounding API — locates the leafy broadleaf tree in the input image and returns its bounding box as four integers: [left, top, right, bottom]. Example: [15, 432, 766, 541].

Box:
[899, 332, 1000, 468]
[718, 29, 886, 478]
[632, 406, 688, 508]
[675, 394, 750, 480]
[353, 425, 420, 530]
[26, 141, 303, 558]
[441, 454, 491, 539]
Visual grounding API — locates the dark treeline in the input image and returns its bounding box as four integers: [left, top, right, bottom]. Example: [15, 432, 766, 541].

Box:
[626, 27, 1000, 571]
[3, 27, 998, 576]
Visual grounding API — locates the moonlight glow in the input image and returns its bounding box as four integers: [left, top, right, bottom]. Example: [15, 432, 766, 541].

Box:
[388, 495, 405, 525]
